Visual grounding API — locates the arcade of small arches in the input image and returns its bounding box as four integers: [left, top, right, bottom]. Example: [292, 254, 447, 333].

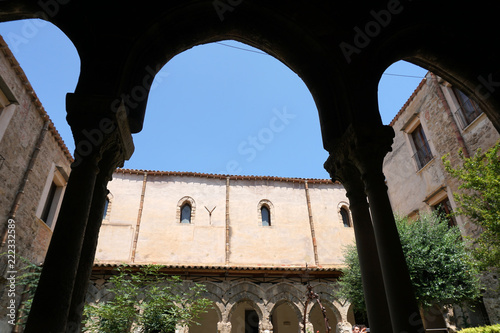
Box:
[87, 278, 354, 333]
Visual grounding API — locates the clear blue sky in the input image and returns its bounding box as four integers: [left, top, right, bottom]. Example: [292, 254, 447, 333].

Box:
[0, 19, 427, 179]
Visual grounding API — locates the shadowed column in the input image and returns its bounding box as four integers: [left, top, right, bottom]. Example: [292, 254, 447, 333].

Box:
[349, 124, 424, 333]
[25, 94, 134, 332]
[325, 157, 392, 333]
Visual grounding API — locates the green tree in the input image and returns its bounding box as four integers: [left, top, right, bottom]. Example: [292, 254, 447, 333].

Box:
[443, 141, 500, 271]
[83, 265, 211, 333]
[13, 256, 42, 328]
[337, 213, 481, 316]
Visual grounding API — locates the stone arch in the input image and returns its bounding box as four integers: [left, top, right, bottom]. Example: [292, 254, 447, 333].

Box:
[308, 301, 340, 333]
[226, 281, 265, 301]
[102, 5, 353, 137]
[265, 282, 305, 312]
[269, 299, 303, 324]
[303, 284, 342, 324]
[228, 299, 264, 333]
[196, 282, 224, 323]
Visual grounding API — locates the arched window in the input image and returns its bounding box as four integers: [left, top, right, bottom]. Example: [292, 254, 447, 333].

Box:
[176, 196, 196, 224]
[340, 207, 351, 227]
[261, 206, 271, 226]
[102, 197, 110, 220]
[258, 199, 274, 227]
[180, 203, 192, 224]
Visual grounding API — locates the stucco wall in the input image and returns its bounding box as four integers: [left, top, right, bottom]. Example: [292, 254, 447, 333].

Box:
[95, 172, 355, 268]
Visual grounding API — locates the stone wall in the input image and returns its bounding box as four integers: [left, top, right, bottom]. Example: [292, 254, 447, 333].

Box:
[383, 72, 500, 326]
[0, 35, 72, 332]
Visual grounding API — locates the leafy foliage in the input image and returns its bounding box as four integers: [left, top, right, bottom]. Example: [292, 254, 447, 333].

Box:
[13, 256, 43, 328]
[443, 141, 500, 271]
[337, 213, 481, 315]
[83, 265, 211, 333]
[337, 242, 364, 313]
[457, 324, 500, 333]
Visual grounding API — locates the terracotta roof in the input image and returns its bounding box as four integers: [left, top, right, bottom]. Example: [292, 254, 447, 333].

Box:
[115, 168, 339, 184]
[389, 74, 428, 127]
[0, 35, 73, 163]
[93, 262, 342, 273]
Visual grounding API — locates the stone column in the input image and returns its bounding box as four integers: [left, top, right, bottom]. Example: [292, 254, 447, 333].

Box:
[25, 94, 134, 333]
[260, 318, 273, 333]
[304, 320, 314, 333]
[324, 157, 392, 333]
[336, 321, 352, 333]
[67, 144, 128, 330]
[24, 150, 100, 333]
[347, 124, 424, 333]
[217, 320, 232, 333]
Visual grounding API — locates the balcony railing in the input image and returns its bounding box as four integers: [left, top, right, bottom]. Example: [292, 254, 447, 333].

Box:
[412, 140, 433, 170]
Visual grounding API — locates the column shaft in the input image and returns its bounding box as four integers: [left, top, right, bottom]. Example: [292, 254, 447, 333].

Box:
[363, 170, 424, 333]
[344, 180, 392, 332]
[25, 157, 99, 332]
[66, 157, 115, 330]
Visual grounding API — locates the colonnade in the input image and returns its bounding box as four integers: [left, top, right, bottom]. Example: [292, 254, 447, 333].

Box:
[24, 101, 424, 332]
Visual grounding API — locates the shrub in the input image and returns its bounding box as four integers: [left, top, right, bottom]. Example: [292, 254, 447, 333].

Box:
[457, 324, 500, 333]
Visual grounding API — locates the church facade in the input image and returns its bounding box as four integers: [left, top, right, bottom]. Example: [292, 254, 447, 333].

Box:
[88, 169, 357, 332]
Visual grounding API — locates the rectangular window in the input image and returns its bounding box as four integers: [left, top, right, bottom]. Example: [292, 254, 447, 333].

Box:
[411, 124, 433, 169]
[40, 182, 57, 223]
[453, 88, 482, 128]
[0, 88, 17, 143]
[37, 165, 68, 229]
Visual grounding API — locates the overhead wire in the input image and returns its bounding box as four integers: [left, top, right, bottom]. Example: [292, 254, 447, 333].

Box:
[215, 42, 425, 79]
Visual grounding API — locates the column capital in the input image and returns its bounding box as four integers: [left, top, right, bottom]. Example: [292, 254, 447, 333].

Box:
[66, 93, 134, 170]
[325, 123, 394, 175]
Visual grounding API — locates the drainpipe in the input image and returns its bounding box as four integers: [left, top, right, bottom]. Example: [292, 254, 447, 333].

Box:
[304, 180, 319, 266]
[225, 176, 230, 265]
[431, 73, 470, 158]
[131, 171, 148, 262]
[1, 120, 50, 246]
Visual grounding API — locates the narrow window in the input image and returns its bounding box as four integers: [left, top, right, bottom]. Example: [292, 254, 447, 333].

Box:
[261, 206, 271, 226]
[180, 203, 192, 224]
[41, 182, 57, 224]
[340, 207, 351, 227]
[453, 88, 482, 128]
[411, 124, 433, 169]
[102, 197, 110, 220]
[37, 165, 68, 229]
